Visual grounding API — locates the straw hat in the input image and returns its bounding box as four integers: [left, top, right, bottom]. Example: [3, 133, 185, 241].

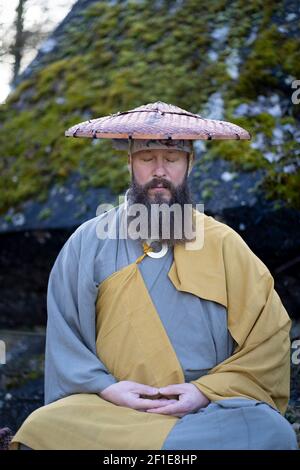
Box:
[65, 101, 251, 141]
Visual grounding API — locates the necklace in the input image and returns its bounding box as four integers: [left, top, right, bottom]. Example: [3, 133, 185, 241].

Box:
[124, 191, 169, 259]
[145, 240, 169, 258]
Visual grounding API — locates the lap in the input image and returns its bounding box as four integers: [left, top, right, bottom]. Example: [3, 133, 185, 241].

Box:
[162, 398, 298, 450]
[12, 395, 298, 450]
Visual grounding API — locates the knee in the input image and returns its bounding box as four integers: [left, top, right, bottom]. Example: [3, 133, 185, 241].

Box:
[253, 405, 298, 450]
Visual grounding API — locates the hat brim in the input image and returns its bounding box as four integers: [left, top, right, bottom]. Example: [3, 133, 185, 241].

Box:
[65, 102, 251, 140]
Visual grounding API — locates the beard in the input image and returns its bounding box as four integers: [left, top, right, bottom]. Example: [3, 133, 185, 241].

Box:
[125, 174, 196, 247]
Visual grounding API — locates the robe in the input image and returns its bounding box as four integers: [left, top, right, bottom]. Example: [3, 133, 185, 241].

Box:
[10, 204, 297, 449]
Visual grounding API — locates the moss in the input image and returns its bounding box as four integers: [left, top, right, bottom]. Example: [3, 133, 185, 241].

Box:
[208, 139, 269, 171]
[6, 78, 35, 105]
[37, 207, 53, 220]
[263, 171, 300, 207]
[0, 0, 299, 213]
[6, 354, 44, 390]
[201, 188, 214, 201]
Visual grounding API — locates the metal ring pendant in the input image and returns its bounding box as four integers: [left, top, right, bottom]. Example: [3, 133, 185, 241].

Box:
[145, 240, 169, 258]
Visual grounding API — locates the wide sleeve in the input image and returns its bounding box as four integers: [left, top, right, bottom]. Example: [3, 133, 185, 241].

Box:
[45, 231, 117, 405]
[191, 230, 292, 415]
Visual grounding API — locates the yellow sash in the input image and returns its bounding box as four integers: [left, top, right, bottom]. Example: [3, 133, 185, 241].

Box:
[95, 259, 184, 387]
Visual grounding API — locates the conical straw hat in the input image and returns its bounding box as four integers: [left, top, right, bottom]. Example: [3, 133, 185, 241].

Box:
[65, 101, 251, 141]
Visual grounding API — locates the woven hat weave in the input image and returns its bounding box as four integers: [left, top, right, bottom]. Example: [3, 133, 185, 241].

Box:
[65, 101, 251, 141]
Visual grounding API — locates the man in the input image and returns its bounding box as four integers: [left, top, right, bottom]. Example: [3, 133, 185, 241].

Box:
[11, 108, 297, 449]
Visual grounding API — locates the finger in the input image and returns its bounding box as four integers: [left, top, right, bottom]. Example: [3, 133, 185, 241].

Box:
[133, 398, 174, 410]
[134, 385, 159, 396]
[146, 402, 185, 415]
[159, 385, 185, 395]
[141, 399, 178, 410]
[147, 409, 186, 418]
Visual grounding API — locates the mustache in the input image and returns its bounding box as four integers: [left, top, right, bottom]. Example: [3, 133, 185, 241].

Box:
[143, 178, 174, 191]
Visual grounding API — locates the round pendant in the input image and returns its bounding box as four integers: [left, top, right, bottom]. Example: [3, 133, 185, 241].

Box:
[146, 240, 169, 258]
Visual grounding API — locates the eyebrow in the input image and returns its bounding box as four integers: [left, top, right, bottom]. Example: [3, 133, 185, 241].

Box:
[139, 150, 184, 156]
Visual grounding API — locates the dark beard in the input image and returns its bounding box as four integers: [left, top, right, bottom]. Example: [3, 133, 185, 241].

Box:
[126, 175, 196, 247]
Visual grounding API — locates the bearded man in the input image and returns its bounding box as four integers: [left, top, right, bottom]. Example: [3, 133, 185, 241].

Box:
[11, 104, 298, 450]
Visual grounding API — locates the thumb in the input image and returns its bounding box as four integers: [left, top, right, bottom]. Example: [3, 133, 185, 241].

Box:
[136, 384, 160, 395]
[159, 385, 181, 394]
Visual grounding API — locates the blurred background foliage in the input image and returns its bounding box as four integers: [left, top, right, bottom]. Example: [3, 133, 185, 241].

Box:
[0, 0, 299, 216]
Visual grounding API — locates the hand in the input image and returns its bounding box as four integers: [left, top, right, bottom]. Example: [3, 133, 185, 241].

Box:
[146, 383, 210, 417]
[99, 381, 178, 412]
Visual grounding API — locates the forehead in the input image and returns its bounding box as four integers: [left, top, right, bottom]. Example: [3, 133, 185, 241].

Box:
[132, 148, 188, 157]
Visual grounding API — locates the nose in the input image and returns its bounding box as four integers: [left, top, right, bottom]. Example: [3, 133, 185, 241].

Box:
[153, 159, 166, 178]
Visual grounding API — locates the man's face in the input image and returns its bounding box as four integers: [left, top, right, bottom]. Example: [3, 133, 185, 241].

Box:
[130, 149, 188, 203]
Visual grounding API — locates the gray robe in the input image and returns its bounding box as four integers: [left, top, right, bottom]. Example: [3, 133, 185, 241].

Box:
[45, 204, 297, 450]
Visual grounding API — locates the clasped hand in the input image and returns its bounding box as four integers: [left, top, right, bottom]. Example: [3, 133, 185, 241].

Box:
[100, 381, 209, 417]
